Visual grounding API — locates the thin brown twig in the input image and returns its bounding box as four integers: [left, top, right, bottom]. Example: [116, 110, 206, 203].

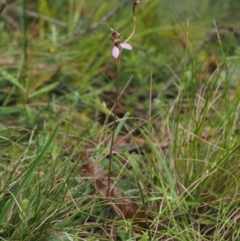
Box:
[0, 0, 17, 15]
[0, 2, 6, 14]
[3, 11, 19, 29]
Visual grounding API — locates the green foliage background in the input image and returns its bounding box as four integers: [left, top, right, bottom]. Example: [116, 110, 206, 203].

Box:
[0, 0, 240, 240]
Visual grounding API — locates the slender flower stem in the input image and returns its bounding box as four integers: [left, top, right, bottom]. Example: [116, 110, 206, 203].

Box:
[103, 56, 121, 230]
[126, 1, 148, 43]
[103, 0, 146, 230]
[125, 4, 137, 43]
[107, 59, 120, 197]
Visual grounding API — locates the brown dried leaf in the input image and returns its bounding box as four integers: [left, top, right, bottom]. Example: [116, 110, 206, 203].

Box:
[80, 161, 146, 225]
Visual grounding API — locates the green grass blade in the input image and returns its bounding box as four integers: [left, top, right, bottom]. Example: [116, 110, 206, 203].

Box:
[140, 129, 177, 198]
[0, 115, 65, 223]
[28, 82, 60, 98]
[0, 68, 25, 93]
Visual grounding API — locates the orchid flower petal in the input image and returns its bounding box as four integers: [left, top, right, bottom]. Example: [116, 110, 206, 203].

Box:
[112, 46, 120, 59]
[120, 43, 132, 51]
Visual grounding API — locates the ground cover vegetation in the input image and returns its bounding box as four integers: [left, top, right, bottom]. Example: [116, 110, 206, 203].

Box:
[0, 0, 240, 240]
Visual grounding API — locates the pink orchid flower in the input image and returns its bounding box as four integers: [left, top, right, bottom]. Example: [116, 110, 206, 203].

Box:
[111, 31, 132, 59]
